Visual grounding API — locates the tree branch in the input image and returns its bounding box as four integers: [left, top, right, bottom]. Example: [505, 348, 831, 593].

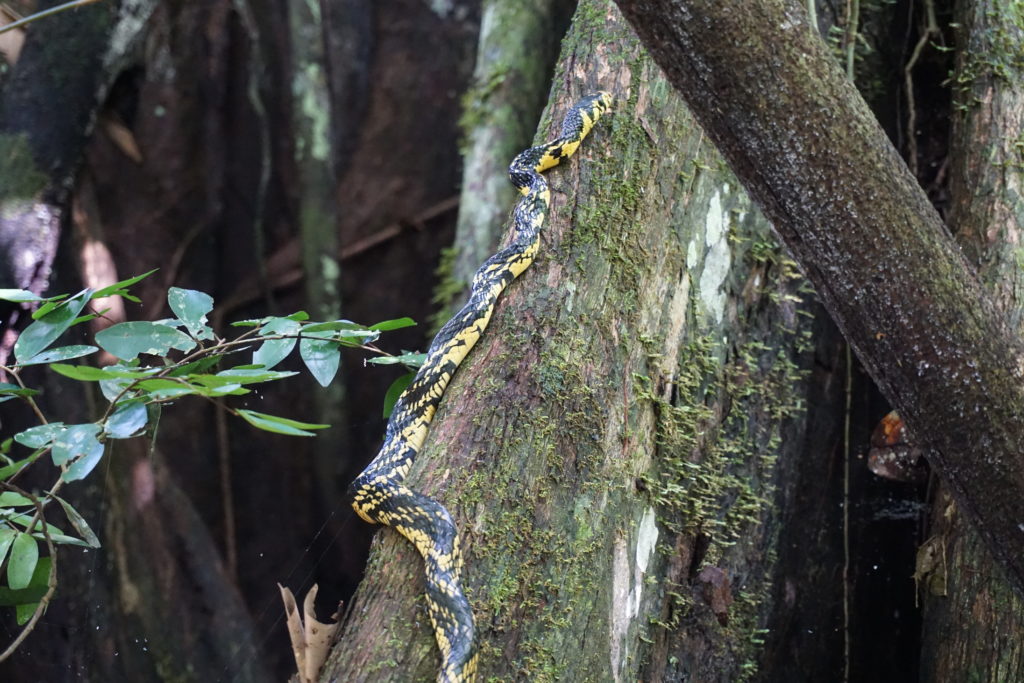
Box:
[614, 0, 1024, 595]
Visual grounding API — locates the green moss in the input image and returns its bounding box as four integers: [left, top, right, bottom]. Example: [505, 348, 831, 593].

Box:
[458, 64, 512, 155]
[953, 3, 1024, 110]
[0, 133, 47, 201]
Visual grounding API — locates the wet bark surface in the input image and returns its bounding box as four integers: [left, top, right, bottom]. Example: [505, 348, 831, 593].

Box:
[920, 0, 1024, 680]
[614, 0, 1024, 600]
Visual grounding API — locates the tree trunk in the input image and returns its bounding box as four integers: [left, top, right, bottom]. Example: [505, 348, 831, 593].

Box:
[613, 0, 1024, 598]
[326, 2, 823, 679]
[919, 1, 1024, 679]
[449, 0, 574, 297]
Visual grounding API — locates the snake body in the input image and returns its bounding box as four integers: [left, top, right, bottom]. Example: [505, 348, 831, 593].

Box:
[351, 91, 613, 682]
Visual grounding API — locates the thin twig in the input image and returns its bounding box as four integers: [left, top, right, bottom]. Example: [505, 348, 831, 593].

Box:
[216, 403, 237, 579]
[844, 0, 861, 79]
[903, 0, 939, 178]
[4, 368, 49, 425]
[0, 0, 103, 36]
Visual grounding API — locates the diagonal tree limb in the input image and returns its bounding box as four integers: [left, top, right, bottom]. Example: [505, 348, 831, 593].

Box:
[614, 0, 1024, 595]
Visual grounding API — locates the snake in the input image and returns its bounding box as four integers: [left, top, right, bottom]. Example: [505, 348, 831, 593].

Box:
[350, 91, 613, 682]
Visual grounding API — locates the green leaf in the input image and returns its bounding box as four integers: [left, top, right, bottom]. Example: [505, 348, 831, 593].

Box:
[366, 351, 427, 368]
[13, 290, 92, 364]
[50, 363, 160, 382]
[50, 424, 102, 467]
[0, 583, 47, 607]
[134, 378, 200, 400]
[0, 511, 64, 538]
[0, 528, 16, 564]
[302, 320, 379, 343]
[36, 531, 92, 547]
[15, 601, 37, 625]
[96, 362, 149, 405]
[0, 452, 44, 481]
[96, 321, 197, 361]
[91, 269, 157, 299]
[206, 383, 246, 396]
[167, 355, 223, 377]
[370, 317, 417, 332]
[14, 423, 66, 449]
[54, 496, 100, 548]
[103, 400, 148, 439]
[208, 368, 298, 385]
[253, 318, 301, 369]
[302, 319, 362, 333]
[11, 556, 51, 624]
[0, 289, 49, 303]
[70, 313, 98, 326]
[299, 338, 340, 387]
[167, 287, 215, 340]
[0, 492, 34, 507]
[8, 532, 38, 590]
[0, 383, 39, 399]
[62, 445, 107, 482]
[50, 424, 106, 482]
[382, 372, 414, 418]
[236, 409, 329, 437]
[19, 345, 98, 366]
[232, 310, 310, 327]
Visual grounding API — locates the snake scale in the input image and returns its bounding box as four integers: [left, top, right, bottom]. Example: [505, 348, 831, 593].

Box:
[350, 91, 613, 682]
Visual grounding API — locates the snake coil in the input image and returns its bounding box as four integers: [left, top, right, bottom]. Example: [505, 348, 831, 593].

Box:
[351, 91, 613, 682]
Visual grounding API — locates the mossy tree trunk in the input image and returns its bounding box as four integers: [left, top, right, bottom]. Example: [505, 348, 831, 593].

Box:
[325, 2, 824, 679]
[919, 1, 1024, 679]
[448, 0, 574, 301]
[614, 0, 1024, 597]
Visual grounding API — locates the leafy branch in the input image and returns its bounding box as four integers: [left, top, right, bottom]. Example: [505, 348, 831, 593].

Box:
[0, 271, 422, 659]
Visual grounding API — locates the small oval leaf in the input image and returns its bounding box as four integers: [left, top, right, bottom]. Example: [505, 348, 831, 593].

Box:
[236, 409, 329, 437]
[104, 400, 148, 439]
[19, 345, 98, 366]
[13, 290, 92, 364]
[382, 372, 414, 419]
[54, 496, 101, 548]
[167, 287, 215, 340]
[299, 338, 340, 387]
[7, 532, 39, 590]
[14, 423, 66, 449]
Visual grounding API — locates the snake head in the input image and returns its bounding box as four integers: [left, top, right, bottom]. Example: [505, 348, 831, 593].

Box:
[595, 90, 614, 112]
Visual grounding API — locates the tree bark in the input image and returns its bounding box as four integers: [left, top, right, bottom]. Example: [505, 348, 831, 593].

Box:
[326, 1, 823, 679]
[920, 0, 1024, 679]
[614, 0, 1024, 597]
[449, 0, 574, 294]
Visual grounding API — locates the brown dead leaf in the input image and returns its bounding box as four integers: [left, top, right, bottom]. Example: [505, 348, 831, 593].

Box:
[279, 583, 339, 683]
[912, 536, 948, 606]
[867, 410, 927, 483]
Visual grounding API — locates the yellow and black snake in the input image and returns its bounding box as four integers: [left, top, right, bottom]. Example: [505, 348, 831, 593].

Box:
[350, 91, 613, 682]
